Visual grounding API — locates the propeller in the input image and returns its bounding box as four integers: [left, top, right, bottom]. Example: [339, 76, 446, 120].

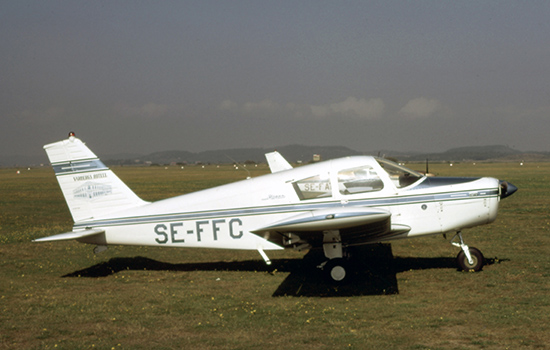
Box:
[499, 180, 518, 199]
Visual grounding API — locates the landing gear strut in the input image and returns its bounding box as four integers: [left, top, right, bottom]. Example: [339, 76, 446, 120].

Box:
[451, 231, 485, 272]
[320, 230, 350, 283]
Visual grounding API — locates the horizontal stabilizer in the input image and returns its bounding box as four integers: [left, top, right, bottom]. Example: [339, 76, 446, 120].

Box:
[253, 207, 391, 233]
[265, 151, 293, 173]
[33, 229, 105, 243]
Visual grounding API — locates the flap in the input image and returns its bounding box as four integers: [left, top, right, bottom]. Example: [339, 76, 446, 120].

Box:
[252, 207, 391, 233]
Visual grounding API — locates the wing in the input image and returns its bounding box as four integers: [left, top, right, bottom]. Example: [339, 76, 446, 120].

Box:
[33, 229, 105, 242]
[265, 151, 293, 173]
[252, 207, 410, 248]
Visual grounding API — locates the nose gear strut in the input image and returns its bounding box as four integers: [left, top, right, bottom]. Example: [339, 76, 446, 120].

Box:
[451, 231, 485, 272]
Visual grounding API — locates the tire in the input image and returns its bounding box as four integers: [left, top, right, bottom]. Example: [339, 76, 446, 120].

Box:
[324, 258, 349, 283]
[457, 247, 484, 272]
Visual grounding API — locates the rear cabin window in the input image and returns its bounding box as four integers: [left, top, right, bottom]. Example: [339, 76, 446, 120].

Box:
[293, 174, 332, 200]
[338, 165, 384, 195]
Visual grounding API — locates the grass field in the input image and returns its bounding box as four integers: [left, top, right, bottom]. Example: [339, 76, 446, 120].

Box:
[1, 161, 549, 349]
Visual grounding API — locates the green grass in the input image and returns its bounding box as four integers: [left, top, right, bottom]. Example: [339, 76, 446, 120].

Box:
[1, 162, 549, 349]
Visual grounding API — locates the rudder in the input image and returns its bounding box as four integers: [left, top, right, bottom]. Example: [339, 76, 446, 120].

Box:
[44, 133, 149, 223]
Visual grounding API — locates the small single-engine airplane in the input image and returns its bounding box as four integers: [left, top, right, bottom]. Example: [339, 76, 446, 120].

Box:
[34, 133, 517, 282]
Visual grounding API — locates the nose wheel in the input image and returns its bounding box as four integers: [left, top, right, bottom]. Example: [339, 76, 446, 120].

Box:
[457, 246, 484, 272]
[451, 232, 485, 272]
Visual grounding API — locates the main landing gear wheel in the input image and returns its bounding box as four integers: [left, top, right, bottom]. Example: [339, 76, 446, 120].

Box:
[324, 258, 350, 284]
[457, 247, 484, 272]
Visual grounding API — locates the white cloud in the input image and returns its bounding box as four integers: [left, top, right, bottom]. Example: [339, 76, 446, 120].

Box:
[220, 99, 238, 110]
[399, 97, 441, 119]
[243, 99, 277, 112]
[219, 98, 305, 118]
[218, 96, 385, 120]
[311, 97, 385, 119]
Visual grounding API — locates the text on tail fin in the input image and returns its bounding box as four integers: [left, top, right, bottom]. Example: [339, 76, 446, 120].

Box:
[44, 135, 149, 223]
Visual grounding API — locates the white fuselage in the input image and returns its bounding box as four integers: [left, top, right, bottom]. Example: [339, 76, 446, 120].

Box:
[74, 156, 501, 251]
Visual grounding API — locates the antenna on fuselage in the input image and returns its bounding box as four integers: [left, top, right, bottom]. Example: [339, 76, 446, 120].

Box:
[225, 154, 251, 179]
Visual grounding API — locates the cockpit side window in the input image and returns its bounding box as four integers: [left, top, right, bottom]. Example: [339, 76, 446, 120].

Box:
[376, 158, 423, 188]
[338, 165, 384, 195]
[293, 174, 332, 200]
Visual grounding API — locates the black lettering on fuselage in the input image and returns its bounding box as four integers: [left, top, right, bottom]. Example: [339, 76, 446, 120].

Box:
[195, 221, 208, 242]
[154, 224, 168, 244]
[171, 222, 185, 243]
[229, 218, 243, 239]
[212, 219, 225, 241]
[154, 218, 244, 244]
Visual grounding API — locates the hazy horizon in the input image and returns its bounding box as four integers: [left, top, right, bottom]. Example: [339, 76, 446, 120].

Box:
[0, 142, 540, 168]
[2, 2, 550, 158]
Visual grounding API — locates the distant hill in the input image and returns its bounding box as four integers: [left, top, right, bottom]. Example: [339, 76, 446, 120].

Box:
[103, 144, 550, 166]
[105, 145, 361, 165]
[402, 145, 525, 162]
[2, 144, 549, 167]
[0, 154, 49, 168]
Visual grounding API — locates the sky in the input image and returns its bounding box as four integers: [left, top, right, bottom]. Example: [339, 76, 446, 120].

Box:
[2, 1, 550, 159]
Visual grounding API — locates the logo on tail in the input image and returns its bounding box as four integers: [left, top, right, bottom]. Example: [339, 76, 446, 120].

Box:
[74, 182, 113, 200]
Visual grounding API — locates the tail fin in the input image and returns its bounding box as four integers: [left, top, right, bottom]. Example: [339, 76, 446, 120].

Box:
[44, 134, 149, 223]
[265, 151, 293, 173]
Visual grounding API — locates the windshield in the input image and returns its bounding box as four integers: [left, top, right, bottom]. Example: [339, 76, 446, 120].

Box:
[375, 158, 424, 188]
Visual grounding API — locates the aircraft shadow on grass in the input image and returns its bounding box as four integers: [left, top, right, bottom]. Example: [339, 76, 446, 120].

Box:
[63, 244, 502, 297]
